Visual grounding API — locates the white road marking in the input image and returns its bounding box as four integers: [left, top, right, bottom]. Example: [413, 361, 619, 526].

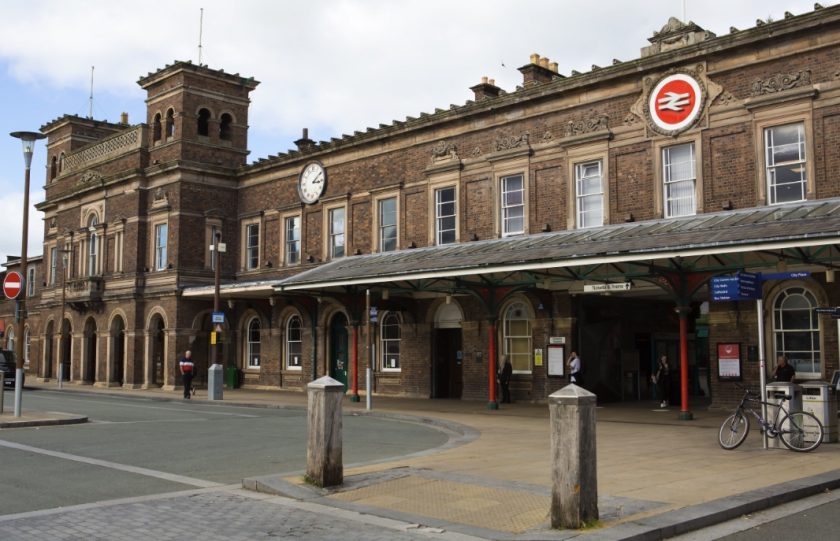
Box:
[0, 439, 222, 489]
[28, 392, 260, 417]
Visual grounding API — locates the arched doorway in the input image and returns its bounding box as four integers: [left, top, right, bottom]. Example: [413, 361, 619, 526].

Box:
[84, 317, 97, 383]
[60, 318, 72, 381]
[432, 302, 463, 398]
[111, 317, 125, 386]
[44, 321, 54, 379]
[329, 312, 348, 388]
[149, 315, 165, 386]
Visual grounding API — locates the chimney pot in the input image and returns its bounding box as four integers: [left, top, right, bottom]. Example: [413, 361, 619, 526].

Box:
[481, 76, 488, 84]
[539, 57, 549, 68]
[120, 112, 129, 124]
[302, 127, 309, 139]
[530, 53, 540, 64]
[549, 62, 558, 73]
[488, 78, 495, 86]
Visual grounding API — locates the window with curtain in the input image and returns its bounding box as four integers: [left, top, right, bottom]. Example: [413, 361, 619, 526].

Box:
[501, 174, 524, 236]
[329, 207, 345, 258]
[155, 223, 168, 271]
[88, 215, 99, 276]
[379, 197, 397, 252]
[575, 160, 604, 228]
[246, 223, 259, 270]
[766, 122, 806, 205]
[286, 216, 300, 265]
[435, 187, 456, 245]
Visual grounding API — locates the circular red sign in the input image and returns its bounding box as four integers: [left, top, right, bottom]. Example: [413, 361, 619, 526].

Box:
[3, 271, 22, 299]
[648, 73, 702, 132]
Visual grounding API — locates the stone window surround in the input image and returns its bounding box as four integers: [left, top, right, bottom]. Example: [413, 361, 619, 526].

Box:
[653, 132, 704, 218]
[566, 144, 610, 230]
[372, 191, 400, 253]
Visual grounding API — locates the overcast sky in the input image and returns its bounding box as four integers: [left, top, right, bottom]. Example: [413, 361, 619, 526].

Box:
[0, 0, 828, 261]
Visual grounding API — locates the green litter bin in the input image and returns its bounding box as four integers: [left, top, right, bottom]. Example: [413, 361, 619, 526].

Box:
[226, 366, 238, 389]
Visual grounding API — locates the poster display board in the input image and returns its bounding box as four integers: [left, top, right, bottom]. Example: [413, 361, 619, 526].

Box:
[547, 344, 565, 376]
[717, 343, 742, 381]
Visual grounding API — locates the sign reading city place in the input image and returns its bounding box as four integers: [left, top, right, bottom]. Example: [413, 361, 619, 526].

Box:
[648, 73, 702, 133]
[583, 282, 632, 293]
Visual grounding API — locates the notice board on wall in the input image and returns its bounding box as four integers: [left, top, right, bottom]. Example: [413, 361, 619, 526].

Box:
[547, 344, 565, 377]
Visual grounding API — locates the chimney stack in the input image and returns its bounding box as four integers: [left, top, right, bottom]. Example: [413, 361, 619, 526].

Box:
[470, 76, 502, 101]
[295, 127, 316, 152]
[120, 112, 129, 125]
[518, 53, 562, 87]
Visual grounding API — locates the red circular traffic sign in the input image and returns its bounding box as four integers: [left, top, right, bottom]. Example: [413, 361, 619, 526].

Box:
[648, 73, 702, 133]
[3, 271, 23, 299]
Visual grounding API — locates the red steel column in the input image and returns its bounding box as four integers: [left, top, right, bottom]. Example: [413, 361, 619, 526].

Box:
[678, 307, 692, 420]
[488, 321, 498, 409]
[350, 324, 359, 401]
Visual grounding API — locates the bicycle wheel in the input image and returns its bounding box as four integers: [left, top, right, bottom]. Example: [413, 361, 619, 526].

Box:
[779, 411, 824, 452]
[719, 411, 750, 450]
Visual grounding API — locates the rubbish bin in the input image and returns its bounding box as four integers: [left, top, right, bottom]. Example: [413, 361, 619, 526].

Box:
[226, 366, 239, 390]
[800, 381, 838, 443]
[765, 382, 802, 448]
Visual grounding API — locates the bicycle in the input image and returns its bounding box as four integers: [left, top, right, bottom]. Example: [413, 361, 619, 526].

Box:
[718, 384, 824, 452]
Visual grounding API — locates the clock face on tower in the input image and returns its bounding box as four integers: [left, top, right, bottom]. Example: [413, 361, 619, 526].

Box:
[298, 162, 326, 204]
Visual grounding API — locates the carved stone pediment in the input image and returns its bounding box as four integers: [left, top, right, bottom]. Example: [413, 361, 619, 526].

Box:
[78, 170, 104, 185]
[751, 70, 811, 96]
[426, 140, 462, 174]
[495, 133, 529, 152]
[563, 114, 610, 138]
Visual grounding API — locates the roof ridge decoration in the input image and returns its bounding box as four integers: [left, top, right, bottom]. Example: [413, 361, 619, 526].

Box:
[642, 17, 715, 57]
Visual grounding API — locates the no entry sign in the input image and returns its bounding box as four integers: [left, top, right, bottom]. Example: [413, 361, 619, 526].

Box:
[3, 271, 22, 299]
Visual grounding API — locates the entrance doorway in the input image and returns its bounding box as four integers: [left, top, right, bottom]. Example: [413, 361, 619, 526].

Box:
[329, 313, 348, 388]
[432, 302, 463, 399]
[111, 317, 125, 386]
[433, 329, 462, 398]
[60, 318, 71, 381]
[44, 321, 54, 379]
[150, 315, 165, 386]
[84, 318, 97, 383]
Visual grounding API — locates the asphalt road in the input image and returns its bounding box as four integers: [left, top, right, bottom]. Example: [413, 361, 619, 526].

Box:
[0, 388, 449, 516]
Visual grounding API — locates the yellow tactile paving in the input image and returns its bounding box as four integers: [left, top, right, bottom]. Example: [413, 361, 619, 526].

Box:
[330, 474, 550, 533]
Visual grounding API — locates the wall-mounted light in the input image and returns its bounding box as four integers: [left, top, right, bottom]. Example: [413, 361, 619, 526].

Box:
[382, 290, 389, 300]
[776, 257, 788, 272]
[445, 294, 452, 305]
[227, 299, 234, 309]
[827, 269, 835, 283]
[269, 297, 276, 306]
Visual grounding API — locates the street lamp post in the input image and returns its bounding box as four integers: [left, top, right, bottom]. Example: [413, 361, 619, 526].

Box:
[10, 130, 46, 417]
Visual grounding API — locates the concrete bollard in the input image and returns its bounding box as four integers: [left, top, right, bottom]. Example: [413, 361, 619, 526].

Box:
[305, 376, 344, 487]
[549, 384, 598, 529]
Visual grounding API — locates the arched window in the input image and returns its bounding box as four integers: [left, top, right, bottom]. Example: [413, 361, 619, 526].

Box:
[246, 317, 261, 369]
[152, 113, 162, 142]
[23, 327, 30, 367]
[773, 287, 820, 377]
[59, 153, 65, 173]
[50, 156, 58, 180]
[286, 315, 302, 370]
[380, 312, 401, 370]
[165, 108, 175, 138]
[87, 215, 98, 276]
[503, 301, 532, 373]
[219, 113, 232, 140]
[197, 108, 210, 136]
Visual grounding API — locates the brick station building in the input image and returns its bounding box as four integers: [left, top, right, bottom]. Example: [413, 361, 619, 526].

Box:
[4, 6, 840, 415]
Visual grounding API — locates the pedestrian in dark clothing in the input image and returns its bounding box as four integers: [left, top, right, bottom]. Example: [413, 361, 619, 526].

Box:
[499, 356, 513, 404]
[773, 354, 796, 382]
[653, 355, 670, 408]
[180, 350, 195, 399]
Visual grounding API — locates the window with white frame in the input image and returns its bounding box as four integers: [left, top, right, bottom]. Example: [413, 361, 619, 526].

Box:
[286, 315, 302, 369]
[246, 223, 259, 270]
[503, 302, 532, 373]
[379, 197, 397, 252]
[23, 327, 30, 367]
[285, 216, 300, 265]
[155, 223, 168, 271]
[435, 187, 456, 245]
[773, 287, 820, 378]
[663, 143, 696, 218]
[27, 267, 35, 297]
[246, 317, 261, 368]
[329, 207, 345, 258]
[575, 161, 604, 228]
[88, 215, 99, 275]
[380, 312, 401, 370]
[49, 247, 57, 286]
[501, 174, 524, 236]
[765, 122, 806, 205]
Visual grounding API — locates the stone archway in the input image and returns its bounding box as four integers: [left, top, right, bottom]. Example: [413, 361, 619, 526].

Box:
[110, 316, 126, 386]
[43, 321, 54, 379]
[149, 314, 166, 387]
[83, 317, 97, 383]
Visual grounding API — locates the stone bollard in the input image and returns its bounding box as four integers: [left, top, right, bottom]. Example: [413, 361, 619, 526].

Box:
[305, 376, 344, 487]
[549, 384, 598, 529]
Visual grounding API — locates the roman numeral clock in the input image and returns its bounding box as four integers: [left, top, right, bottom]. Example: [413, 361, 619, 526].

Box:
[298, 161, 326, 204]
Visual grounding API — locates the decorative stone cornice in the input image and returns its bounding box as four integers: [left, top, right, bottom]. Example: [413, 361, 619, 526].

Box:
[63, 126, 145, 175]
[495, 133, 529, 152]
[563, 114, 610, 138]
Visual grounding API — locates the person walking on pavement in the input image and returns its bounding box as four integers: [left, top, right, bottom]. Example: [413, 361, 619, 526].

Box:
[567, 351, 582, 385]
[499, 355, 513, 404]
[773, 354, 796, 382]
[653, 355, 670, 408]
[179, 350, 195, 399]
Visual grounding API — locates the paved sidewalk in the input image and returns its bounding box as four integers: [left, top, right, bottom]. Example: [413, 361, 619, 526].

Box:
[8, 382, 840, 540]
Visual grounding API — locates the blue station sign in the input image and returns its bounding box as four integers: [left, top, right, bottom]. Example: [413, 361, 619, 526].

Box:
[711, 271, 811, 302]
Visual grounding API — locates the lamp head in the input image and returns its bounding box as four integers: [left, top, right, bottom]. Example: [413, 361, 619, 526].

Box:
[10, 131, 46, 168]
